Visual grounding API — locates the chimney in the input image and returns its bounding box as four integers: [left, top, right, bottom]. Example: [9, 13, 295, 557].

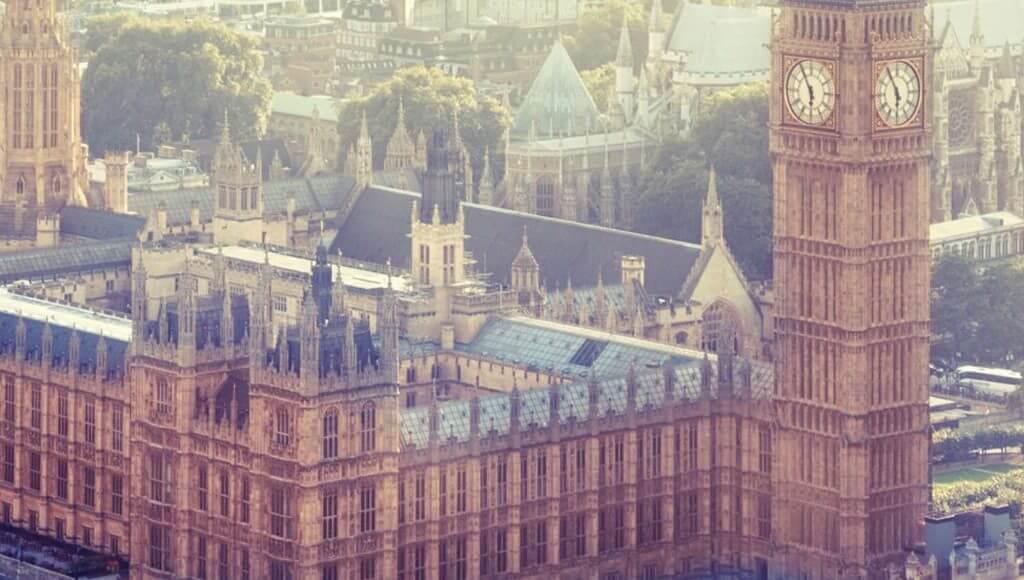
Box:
[190, 200, 201, 232]
[157, 201, 168, 233]
[103, 152, 130, 213]
[620, 255, 645, 287]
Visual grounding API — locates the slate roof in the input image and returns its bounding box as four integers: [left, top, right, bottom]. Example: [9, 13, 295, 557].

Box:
[271, 91, 340, 123]
[128, 173, 358, 226]
[665, 3, 770, 83]
[0, 287, 131, 378]
[59, 206, 146, 240]
[332, 187, 702, 296]
[458, 316, 698, 378]
[511, 40, 602, 138]
[929, 210, 1024, 242]
[0, 238, 133, 283]
[400, 317, 774, 449]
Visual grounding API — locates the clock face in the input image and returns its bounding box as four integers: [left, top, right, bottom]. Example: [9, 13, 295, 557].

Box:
[785, 59, 836, 126]
[875, 61, 921, 127]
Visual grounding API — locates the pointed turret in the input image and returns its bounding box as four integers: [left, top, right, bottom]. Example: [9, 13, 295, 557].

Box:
[377, 261, 400, 382]
[615, 19, 636, 121]
[647, 0, 665, 64]
[969, 0, 985, 73]
[385, 98, 417, 171]
[312, 238, 334, 322]
[701, 166, 724, 247]
[177, 254, 197, 361]
[478, 148, 494, 205]
[511, 226, 540, 292]
[356, 111, 373, 188]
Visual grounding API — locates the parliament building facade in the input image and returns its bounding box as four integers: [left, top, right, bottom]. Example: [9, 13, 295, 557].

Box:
[0, 0, 936, 575]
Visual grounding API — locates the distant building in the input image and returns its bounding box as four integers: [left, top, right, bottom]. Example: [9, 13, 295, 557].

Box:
[925, 505, 1018, 580]
[376, 22, 560, 88]
[89, 149, 208, 196]
[264, 15, 338, 95]
[931, 0, 1024, 221]
[499, 31, 661, 229]
[336, 0, 399, 77]
[268, 91, 340, 172]
[0, 0, 90, 250]
[929, 210, 1024, 261]
[410, 0, 576, 31]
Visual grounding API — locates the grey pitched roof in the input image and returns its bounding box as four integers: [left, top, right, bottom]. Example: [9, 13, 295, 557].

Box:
[511, 40, 601, 138]
[0, 288, 130, 378]
[331, 187, 702, 296]
[128, 173, 358, 226]
[0, 238, 134, 283]
[59, 206, 146, 240]
[665, 3, 770, 81]
[400, 319, 774, 449]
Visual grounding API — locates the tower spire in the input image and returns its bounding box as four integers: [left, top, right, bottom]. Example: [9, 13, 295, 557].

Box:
[701, 165, 723, 247]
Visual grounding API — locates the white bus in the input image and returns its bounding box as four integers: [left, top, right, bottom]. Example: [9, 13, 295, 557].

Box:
[955, 365, 1022, 398]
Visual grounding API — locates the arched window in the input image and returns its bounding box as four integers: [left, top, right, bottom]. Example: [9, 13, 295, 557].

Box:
[51, 174, 61, 195]
[674, 331, 689, 345]
[700, 301, 740, 355]
[322, 410, 339, 460]
[275, 408, 291, 447]
[360, 402, 376, 453]
[15, 176, 25, 195]
[536, 176, 555, 217]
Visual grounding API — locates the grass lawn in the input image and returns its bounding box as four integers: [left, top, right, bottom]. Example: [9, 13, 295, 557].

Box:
[933, 462, 1024, 487]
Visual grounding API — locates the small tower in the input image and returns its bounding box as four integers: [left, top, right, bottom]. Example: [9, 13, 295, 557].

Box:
[212, 120, 265, 244]
[478, 148, 495, 205]
[103, 152, 130, 213]
[356, 111, 374, 188]
[615, 19, 636, 123]
[410, 126, 469, 287]
[385, 98, 417, 171]
[510, 226, 541, 303]
[701, 166, 724, 247]
[646, 0, 665, 67]
[969, 0, 985, 74]
[377, 266, 400, 383]
[298, 106, 325, 177]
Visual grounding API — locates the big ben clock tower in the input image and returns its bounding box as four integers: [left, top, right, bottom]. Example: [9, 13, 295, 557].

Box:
[770, 0, 931, 577]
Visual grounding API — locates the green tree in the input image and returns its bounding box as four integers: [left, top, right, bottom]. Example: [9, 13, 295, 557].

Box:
[82, 13, 141, 59]
[82, 17, 272, 156]
[563, 0, 647, 72]
[337, 66, 511, 185]
[580, 64, 615, 113]
[633, 83, 773, 279]
[930, 254, 981, 365]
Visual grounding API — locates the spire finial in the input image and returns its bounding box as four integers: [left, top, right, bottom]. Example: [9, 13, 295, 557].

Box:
[616, 17, 634, 68]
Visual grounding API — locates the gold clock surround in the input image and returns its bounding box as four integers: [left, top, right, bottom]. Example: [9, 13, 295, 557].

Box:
[783, 56, 838, 130]
[873, 58, 925, 130]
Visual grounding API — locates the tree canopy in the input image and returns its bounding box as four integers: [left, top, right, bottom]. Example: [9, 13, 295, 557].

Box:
[563, 0, 647, 72]
[82, 17, 272, 156]
[633, 83, 773, 280]
[337, 66, 511, 185]
[580, 63, 616, 113]
[931, 255, 1024, 367]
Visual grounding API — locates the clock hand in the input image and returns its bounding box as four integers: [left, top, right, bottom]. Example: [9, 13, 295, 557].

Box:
[886, 67, 901, 106]
[799, 62, 814, 105]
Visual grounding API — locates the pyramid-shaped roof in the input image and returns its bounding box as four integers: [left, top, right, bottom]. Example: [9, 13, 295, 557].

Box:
[512, 40, 601, 139]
